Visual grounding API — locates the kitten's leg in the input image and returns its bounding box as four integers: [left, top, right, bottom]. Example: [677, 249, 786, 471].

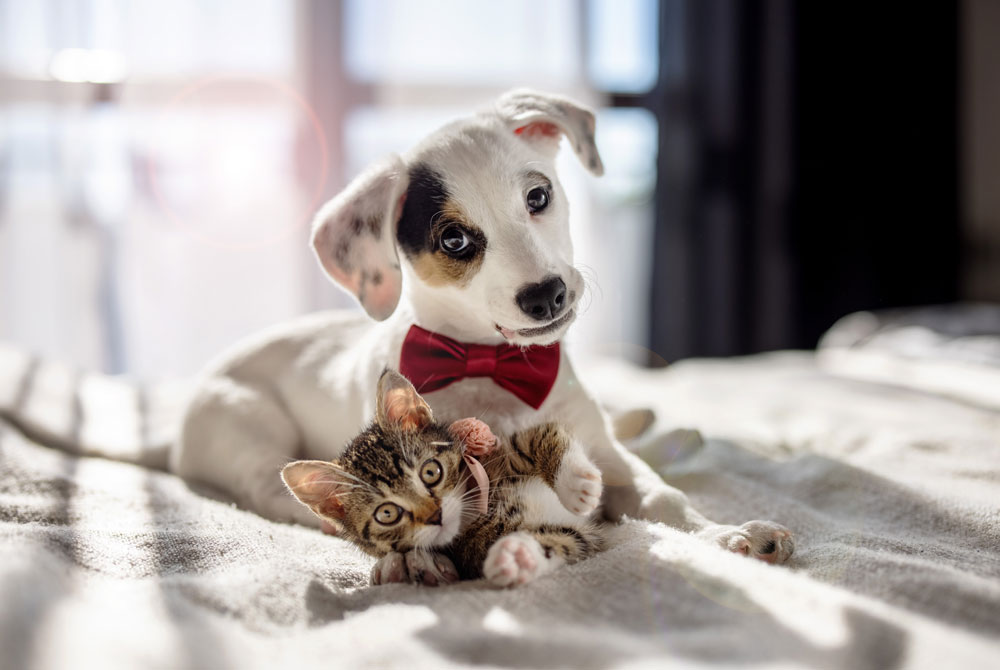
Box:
[404, 551, 459, 586]
[507, 425, 602, 516]
[370, 551, 460, 586]
[370, 552, 407, 585]
[173, 377, 317, 527]
[483, 526, 604, 588]
[530, 525, 604, 564]
[553, 442, 603, 516]
[482, 532, 552, 588]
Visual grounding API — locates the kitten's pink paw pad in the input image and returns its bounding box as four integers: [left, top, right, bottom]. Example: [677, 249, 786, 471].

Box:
[555, 458, 603, 516]
[483, 534, 546, 588]
[700, 520, 795, 564]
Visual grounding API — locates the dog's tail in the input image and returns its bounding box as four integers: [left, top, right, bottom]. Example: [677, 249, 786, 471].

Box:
[0, 342, 190, 470]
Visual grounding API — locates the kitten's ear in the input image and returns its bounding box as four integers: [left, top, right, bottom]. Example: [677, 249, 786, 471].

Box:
[281, 460, 349, 522]
[376, 369, 433, 432]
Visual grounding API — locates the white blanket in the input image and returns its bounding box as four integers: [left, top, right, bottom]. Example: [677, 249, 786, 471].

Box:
[1, 340, 998, 669]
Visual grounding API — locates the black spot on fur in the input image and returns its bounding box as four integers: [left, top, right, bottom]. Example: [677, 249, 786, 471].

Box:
[334, 236, 353, 269]
[396, 163, 448, 257]
[761, 540, 777, 555]
[347, 215, 381, 239]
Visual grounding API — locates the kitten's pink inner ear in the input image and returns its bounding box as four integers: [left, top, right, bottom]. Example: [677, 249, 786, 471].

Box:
[514, 122, 561, 139]
[384, 387, 432, 431]
[302, 471, 346, 519]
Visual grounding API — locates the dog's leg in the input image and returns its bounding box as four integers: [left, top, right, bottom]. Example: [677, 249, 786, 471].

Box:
[172, 377, 319, 528]
[573, 398, 795, 563]
[564, 392, 708, 528]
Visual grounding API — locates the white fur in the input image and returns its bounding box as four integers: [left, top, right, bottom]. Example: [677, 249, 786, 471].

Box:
[170, 89, 793, 562]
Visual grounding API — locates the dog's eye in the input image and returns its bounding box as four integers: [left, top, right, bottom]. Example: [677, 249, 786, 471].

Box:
[420, 459, 443, 486]
[440, 228, 470, 255]
[526, 187, 549, 214]
[373, 503, 403, 526]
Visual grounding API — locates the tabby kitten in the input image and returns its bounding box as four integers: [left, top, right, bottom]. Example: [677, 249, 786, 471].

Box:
[281, 369, 605, 588]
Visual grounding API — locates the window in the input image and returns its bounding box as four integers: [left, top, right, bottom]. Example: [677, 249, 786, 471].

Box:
[0, 0, 660, 374]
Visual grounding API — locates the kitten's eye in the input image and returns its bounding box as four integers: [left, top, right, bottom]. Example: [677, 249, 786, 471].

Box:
[526, 186, 549, 214]
[420, 459, 443, 486]
[439, 227, 470, 255]
[373, 503, 402, 526]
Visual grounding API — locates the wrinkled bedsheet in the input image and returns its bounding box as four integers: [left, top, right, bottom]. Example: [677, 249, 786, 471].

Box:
[1, 323, 999, 669]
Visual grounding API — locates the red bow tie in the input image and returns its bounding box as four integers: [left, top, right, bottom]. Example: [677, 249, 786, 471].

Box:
[399, 325, 560, 410]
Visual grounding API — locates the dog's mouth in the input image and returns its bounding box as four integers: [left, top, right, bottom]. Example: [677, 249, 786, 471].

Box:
[495, 308, 576, 342]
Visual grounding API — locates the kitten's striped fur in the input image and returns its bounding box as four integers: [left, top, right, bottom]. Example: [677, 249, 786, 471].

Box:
[282, 370, 605, 586]
[448, 422, 604, 579]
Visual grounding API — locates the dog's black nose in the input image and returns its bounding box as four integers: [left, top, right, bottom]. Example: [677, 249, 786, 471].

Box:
[516, 276, 567, 322]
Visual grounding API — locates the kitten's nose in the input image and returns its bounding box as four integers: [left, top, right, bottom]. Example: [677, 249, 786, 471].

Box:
[425, 509, 442, 526]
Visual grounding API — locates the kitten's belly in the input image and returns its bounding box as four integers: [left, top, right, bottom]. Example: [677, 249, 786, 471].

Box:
[512, 479, 588, 528]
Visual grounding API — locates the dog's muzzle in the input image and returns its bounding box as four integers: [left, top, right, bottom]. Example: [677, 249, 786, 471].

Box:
[515, 276, 567, 322]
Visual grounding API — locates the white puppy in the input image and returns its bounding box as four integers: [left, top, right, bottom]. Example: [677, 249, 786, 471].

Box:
[171, 89, 793, 565]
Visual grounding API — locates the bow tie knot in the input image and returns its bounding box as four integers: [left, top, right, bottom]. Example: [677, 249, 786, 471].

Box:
[399, 325, 560, 409]
[463, 344, 499, 378]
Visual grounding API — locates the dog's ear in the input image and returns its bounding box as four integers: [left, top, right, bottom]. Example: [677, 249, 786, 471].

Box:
[311, 156, 409, 320]
[496, 89, 604, 176]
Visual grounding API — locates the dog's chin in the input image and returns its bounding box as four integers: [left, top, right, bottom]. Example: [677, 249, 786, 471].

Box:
[495, 308, 576, 347]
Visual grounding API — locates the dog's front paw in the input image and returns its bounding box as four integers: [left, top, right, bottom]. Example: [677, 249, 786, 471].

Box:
[555, 456, 603, 516]
[483, 533, 548, 588]
[698, 520, 795, 564]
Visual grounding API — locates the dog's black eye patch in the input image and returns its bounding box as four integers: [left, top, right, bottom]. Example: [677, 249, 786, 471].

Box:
[397, 163, 449, 257]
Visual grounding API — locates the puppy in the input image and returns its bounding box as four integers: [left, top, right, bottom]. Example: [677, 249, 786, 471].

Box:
[172, 89, 793, 566]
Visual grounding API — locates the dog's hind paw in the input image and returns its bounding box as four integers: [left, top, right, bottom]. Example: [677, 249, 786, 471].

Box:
[698, 520, 795, 564]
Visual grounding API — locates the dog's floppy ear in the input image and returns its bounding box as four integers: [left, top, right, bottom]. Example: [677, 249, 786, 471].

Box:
[496, 89, 604, 176]
[311, 156, 409, 320]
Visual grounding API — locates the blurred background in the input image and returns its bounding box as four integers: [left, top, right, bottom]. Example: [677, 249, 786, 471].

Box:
[0, 0, 997, 379]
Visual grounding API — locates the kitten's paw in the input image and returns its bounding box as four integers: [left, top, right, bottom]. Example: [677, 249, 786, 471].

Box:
[370, 552, 408, 585]
[555, 455, 603, 516]
[698, 520, 795, 564]
[404, 551, 460, 586]
[483, 533, 548, 588]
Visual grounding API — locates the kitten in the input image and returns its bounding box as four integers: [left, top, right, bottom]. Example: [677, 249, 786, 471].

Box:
[281, 369, 606, 588]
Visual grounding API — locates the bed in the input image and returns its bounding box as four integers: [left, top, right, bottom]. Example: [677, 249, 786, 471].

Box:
[1, 306, 998, 669]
